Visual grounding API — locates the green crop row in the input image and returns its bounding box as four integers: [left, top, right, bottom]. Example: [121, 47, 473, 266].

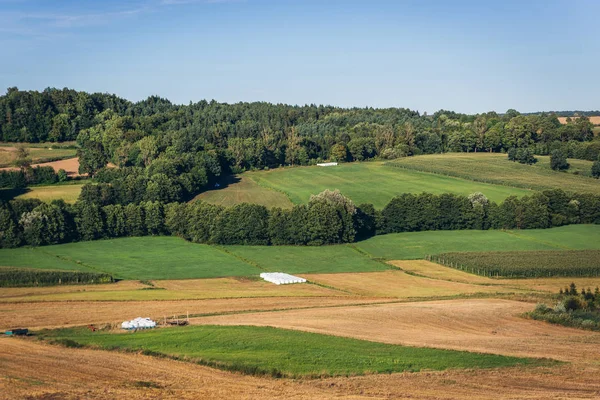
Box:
[428, 250, 600, 278]
[0, 267, 113, 287]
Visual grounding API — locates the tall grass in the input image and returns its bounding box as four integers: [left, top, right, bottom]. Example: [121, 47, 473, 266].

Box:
[0, 267, 113, 287]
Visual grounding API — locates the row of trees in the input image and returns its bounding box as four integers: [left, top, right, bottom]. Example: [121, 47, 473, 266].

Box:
[1, 189, 599, 249]
[0, 166, 65, 189]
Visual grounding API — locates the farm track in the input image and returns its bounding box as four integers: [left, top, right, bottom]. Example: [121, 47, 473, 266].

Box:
[191, 298, 600, 363]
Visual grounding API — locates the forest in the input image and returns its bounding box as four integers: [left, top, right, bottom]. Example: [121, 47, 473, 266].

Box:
[2, 87, 599, 203]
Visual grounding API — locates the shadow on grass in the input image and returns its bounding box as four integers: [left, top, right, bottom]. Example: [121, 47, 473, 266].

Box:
[0, 188, 30, 201]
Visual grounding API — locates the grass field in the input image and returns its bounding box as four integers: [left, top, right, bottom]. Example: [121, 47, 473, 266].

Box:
[2, 225, 600, 281]
[240, 161, 531, 208]
[389, 153, 600, 195]
[432, 250, 600, 278]
[193, 175, 293, 208]
[0, 237, 262, 280]
[226, 245, 390, 274]
[354, 225, 600, 260]
[39, 325, 538, 377]
[7, 182, 85, 203]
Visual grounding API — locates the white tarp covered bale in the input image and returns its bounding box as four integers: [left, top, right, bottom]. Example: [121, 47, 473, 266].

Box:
[121, 317, 157, 330]
[317, 162, 338, 167]
[260, 272, 307, 285]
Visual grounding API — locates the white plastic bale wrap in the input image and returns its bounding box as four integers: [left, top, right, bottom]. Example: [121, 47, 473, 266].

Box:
[121, 317, 157, 330]
[260, 272, 307, 285]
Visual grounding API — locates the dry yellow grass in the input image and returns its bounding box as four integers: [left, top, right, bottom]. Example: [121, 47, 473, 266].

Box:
[4, 339, 600, 400]
[0, 278, 347, 303]
[300, 270, 524, 298]
[389, 260, 600, 294]
[0, 296, 391, 330]
[193, 298, 600, 363]
[388, 260, 498, 284]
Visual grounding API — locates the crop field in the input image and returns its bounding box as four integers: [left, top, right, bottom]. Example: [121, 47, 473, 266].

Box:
[0, 144, 76, 168]
[0, 277, 346, 303]
[39, 325, 538, 377]
[193, 175, 293, 209]
[431, 250, 600, 278]
[300, 270, 524, 298]
[243, 161, 530, 208]
[557, 116, 600, 125]
[10, 182, 85, 203]
[354, 225, 600, 260]
[194, 299, 600, 363]
[388, 153, 600, 195]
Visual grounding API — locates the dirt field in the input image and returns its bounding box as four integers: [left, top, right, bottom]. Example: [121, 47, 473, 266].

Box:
[192, 299, 600, 363]
[558, 116, 600, 125]
[0, 296, 392, 330]
[3, 339, 600, 400]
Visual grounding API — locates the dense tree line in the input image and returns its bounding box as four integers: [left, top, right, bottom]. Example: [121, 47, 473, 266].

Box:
[0, 166, 64, 189]
[1, 189, 599, 249]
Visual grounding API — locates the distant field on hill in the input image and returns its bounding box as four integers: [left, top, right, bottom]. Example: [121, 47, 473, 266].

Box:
[239, 161, 530, 208]
[355, 225, 600, 260]
[557, 116, 600, 125]
[389, 153, 600, 194]
[193, 175, 293, 209]
[0, 143, 77, 168]
[4, 182, 85, 203]
[40, 325, 538, 377]
[2, 225, 599, 281]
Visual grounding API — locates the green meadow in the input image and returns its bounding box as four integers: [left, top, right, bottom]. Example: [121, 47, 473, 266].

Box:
[40, 325, 541, 377]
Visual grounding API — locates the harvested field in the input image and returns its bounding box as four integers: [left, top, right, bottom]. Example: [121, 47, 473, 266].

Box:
[389, 260, 498, 284]
[0, 278, 346, 303]
[300, 270, 525, 298]
[0, 146, 76, 168]
[192, 299, 600, 363]
[558, 116, 600, 125]
[3, 339, 599, 400]
[0, 296, 391, 330]
[389, 260, 600, 293]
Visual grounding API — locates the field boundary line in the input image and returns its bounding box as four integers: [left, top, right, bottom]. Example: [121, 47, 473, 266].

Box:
[213, 246, 268, 273]
[502, 230, 571, 250]
[29, 247, 113, 275]
[247, 175, 296, 206]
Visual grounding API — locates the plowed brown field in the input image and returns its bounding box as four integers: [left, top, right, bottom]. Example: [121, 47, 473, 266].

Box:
[191, 299, 600, 363]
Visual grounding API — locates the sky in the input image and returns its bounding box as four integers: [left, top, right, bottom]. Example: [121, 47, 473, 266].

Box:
[0, 0, 598, 114]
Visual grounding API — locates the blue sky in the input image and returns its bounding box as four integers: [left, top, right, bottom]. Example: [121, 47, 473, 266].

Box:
[1, 0, 598, 114]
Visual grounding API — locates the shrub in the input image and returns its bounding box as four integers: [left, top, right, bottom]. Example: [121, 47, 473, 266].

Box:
[550, 149, 569, 171]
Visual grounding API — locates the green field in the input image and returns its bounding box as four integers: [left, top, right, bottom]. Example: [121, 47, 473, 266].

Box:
[354, 225, 600, 260]
[40, 325, 540, 377]
[197, 161, 531, 209]
[193, 175, 293, 209]
[431, 250, 600, 278]
[389, 153, 600, 194]
[226, 245, 390, 274]
[0, 237, 262, 280]
[2, 225, 600, 280]
[8, 182, 86, 203]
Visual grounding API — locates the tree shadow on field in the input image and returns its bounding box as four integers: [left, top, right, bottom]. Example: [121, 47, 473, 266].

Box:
[0, 188, 29, 201]
[213, 175, 242, 190]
